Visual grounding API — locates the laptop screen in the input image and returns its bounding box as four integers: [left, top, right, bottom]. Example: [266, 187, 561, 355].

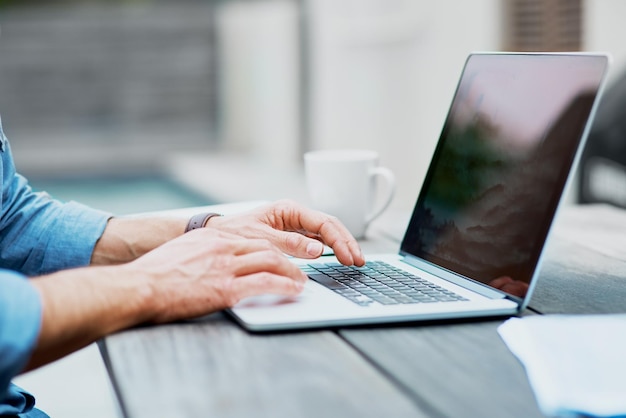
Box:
[400, 53, 608, 300]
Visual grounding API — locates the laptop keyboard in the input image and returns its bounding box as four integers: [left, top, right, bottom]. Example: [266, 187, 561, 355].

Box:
[302, 261, 468, 307]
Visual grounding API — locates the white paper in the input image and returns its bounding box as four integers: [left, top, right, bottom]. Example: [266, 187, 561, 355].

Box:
[498, 315, 626, 418]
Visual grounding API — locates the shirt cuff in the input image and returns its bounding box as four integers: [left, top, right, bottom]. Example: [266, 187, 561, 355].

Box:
[39, 201, 112, 273]
[0, 270, 42, 410]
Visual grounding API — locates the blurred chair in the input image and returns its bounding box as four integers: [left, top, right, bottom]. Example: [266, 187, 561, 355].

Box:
[578, 69, 626, 208]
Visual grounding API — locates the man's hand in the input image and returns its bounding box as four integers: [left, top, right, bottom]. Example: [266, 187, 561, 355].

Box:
[91, 200, 364, 267]
[128, 228, 307, 323]
[206, 200, 365, 267]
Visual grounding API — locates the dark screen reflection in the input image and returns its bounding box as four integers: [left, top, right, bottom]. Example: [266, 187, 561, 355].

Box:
[401, 54, 607, 299]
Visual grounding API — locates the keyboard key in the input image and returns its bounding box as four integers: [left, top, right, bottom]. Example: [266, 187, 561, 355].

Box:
[308, 273, 344, 290]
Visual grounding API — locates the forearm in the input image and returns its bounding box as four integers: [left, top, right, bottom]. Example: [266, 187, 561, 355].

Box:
[28, 216, 192, 368]
[91, 217, 187, 265]
[26, 264, 154, 370]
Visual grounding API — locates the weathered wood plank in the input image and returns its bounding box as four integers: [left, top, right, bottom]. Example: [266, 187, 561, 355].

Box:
[529, 204, 626, 314]
[531, 236, 626, 314]
[550, 204, 626, 260]
[101, 312, 427, 418]
[340, 318, 545, 418]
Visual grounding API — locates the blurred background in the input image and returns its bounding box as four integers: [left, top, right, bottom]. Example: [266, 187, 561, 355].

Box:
[3, 0, 626, 416]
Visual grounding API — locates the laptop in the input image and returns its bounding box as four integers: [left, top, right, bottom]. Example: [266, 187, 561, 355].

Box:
[229, 52, 610, 331]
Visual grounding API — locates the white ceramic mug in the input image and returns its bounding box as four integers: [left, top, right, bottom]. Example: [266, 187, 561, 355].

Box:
[304, 149, 396, 239]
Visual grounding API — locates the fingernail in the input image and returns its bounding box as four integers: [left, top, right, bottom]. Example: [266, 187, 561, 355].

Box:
[306, 241, 323, 256]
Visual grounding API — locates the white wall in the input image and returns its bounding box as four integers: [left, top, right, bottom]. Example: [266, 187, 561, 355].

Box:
[308, 0, 502, 210]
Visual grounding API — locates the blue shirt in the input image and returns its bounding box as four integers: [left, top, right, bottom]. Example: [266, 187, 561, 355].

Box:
[0, 119, 111, 416]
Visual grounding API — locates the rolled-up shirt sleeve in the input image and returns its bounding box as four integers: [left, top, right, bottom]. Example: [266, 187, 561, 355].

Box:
[0, 122, 111, 276]
[0, 269, 41, 414]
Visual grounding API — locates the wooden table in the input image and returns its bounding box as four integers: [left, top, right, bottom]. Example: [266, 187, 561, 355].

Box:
[99, 203, 626, 418]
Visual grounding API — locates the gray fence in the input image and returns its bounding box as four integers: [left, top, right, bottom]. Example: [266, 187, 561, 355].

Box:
[0, 2, 219, 175]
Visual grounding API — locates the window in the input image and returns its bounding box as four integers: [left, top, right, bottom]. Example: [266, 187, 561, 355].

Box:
[503, 0, 583, 52]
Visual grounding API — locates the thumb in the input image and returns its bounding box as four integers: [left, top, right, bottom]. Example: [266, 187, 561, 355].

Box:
[276, 231, 325, 259]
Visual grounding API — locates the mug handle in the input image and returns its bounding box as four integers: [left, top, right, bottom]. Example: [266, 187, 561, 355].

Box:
[365, 166, 396, 225]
